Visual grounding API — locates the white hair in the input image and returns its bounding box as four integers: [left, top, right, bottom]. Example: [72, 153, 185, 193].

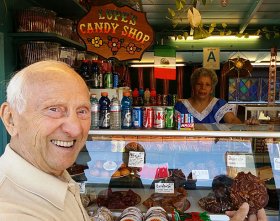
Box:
[6, 69, 28, 113]
[6, 60, 77, 113]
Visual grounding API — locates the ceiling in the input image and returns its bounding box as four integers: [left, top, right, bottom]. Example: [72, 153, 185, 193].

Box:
[128, 0, 280, 64]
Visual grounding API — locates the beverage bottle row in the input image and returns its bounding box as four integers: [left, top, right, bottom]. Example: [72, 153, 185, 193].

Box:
[90, 91, 133, 130]
[79, 60, 119, 89]
[132, 88, 177, 107]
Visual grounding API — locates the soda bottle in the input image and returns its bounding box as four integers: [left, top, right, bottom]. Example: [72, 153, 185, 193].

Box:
[90, 93, 99, 129]
[138, 88, 144, 106]
[121, 91, 132, 129]
[98, 70, 103, 88]
[113, 72, 119, 89]
[99, 92, 110, 129]
[79, 60, 92, 87]
[91, 61, 99, 89]
[150, 88, 157, 106]
[132, 88, 139, 106]
[144, 88, 151, 106]
[110, 95, 121, 129]
[104, 72, 113, 88]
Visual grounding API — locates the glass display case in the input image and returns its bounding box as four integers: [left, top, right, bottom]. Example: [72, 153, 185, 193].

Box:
[74, 124, 280, 220]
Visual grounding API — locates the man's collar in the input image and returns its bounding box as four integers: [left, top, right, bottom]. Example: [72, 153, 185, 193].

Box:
[0, 145, 71, 210]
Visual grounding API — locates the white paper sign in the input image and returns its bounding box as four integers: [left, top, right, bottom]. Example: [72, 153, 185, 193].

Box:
[192, 170, 209, 180]
[274, 158, 280, 170]
[155, 182, 174, 193]
[203, 47, 220, 70]
[128, 151, 145, 167]
[78, 182, 86, 193]
[60, 50, 72, 58]
[227, 155, 246, 168]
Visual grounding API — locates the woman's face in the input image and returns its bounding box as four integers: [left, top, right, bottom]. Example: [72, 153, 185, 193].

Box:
[193, 76, 213, 99]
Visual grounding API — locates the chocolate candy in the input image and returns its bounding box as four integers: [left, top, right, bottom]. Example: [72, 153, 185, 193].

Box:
[230, 172, 269, 214]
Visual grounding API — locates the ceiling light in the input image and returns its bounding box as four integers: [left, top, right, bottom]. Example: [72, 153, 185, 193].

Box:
[170, 35, 260, 41]
[251, 62, 273, 67]
[129, 63, 186, 67]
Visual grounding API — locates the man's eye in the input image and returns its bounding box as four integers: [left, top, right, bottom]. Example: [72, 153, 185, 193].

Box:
[78, 108, 90, 119]
[49, 107, 59, 112]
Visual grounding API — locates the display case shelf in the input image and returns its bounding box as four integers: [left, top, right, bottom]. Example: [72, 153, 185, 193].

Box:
[8, 32, 86, 50]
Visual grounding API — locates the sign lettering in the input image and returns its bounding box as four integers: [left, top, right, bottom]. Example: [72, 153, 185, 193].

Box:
[78, 3, 154, 61]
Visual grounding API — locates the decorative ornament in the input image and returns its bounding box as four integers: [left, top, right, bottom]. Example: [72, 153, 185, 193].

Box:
[220, 0, 229, 7]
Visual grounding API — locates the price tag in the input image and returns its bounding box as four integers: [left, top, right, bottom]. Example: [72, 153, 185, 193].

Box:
[60, 50, 72, 58]
[274, 158, 280, 170]
[155, 182, 174, 193]
[227, 155, 246, 168]
[77, 53, 85, 60]
[128, 151, 145, 167]
[78, 182, 86, 194]
[192, 170, 209, 180]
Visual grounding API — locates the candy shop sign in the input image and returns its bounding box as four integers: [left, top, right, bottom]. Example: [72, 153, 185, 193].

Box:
[77, 3, 154, 61]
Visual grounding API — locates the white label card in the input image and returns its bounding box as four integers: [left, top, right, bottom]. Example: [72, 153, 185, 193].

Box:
[128, 151, 145, 167]
[227, 155, 246, 168]
[78, 182, 86, 193]
[60, 50, 72, 58]
[155, 182, 174, 193]
[274, 158, 280, 170]
[192, 170, 209, 180]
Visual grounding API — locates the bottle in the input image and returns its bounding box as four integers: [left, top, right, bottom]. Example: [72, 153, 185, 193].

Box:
[110, 95, 121, 129]
[150, 88, 157, 106]
[138, 88, 144, 106]
[144, 88, 151, 106]
[79, 60, 92, 87]
[104, 72, 113, 88]
[132, 88, 139, 106]
[99, 92, 110, 129]
[91, 61, 99, 89]
[121, 91, 132, 129]
[90, 93, 99, 129]
[113, 72, 119, 89]
[98, 70, 103, 88]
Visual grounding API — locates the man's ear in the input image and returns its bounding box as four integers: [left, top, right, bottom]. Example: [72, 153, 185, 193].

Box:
[0, 102, 18, 136]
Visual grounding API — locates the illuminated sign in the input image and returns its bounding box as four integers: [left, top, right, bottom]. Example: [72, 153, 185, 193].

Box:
[77, 3, 155, 61]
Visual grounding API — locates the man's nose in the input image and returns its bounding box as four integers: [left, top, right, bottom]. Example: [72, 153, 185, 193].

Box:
[62, 113, 83, 137]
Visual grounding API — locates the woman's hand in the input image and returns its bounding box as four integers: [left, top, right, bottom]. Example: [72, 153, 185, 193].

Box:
[226, 202, 267, 221]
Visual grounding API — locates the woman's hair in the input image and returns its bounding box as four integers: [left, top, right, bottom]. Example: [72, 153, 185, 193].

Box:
[190, 67, 218, 88]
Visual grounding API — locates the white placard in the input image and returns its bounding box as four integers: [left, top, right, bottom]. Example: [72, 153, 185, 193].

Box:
[78, 182, 86, 193]
[274, 158, 280, 170]
[203, 47, 220, 70]
[60, 50, 72, 58]
[192, 170, 209, 180]
[227, 155, 246, 168]
[128, 151, 145, 167]
[155, 182, 174, 193]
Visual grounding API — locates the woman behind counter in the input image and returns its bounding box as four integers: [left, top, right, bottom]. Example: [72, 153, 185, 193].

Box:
[175, 67, 242, 124]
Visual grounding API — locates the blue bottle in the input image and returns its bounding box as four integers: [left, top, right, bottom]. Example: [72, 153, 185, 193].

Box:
[99, 92, 110, 129]
[121, 91, 132, 129]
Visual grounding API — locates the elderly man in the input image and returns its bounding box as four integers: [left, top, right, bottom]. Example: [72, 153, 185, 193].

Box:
[0, 60, 91, 220]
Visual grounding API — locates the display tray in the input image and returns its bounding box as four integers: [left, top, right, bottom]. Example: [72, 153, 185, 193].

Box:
[96, 189, 141, 210]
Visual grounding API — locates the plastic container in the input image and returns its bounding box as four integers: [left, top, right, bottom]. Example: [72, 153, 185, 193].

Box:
[121, 91, 132, 129]
[144, 88, 151, 106]
[132, 88, 139, 106]
[91, 61, 99, 89]
[150, 88, 157, 106]
[90, 94, 99, 129]
[138, 88, 144, 106]
[78, 60, 92, 88]
[110, 95, 121, 129]
[99, 92, 111, 129]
